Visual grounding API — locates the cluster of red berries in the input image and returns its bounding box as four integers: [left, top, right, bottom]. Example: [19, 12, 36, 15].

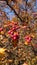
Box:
[8, 22, 19, 41]
[24, 35, 32, 43]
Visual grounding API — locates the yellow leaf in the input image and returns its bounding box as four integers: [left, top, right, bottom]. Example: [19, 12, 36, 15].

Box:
[1, 31, 4, 35]
[30, 33, 35, 38]
[24, 41, 28, 45]
[23, 63, 27, 65]
[31, 34, 35, 38]
[0, 35, 3, 40]
[0, 48, 6, 54]
[4, 25, 8, 28]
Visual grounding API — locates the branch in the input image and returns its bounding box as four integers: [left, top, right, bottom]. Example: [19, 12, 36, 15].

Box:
[5, 0, 23, 22]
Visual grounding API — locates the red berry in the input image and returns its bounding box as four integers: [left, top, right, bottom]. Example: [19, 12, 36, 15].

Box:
[25, 35, 32, 43]
[12, 27, 16, 31]
[8, 29, 13, 34]
[8, 30, 11, 34]
[0, 28, 3, 32]
[11, 35, 17, 40]
[11, 32, 13, 35]
[13, 36, 17, 40]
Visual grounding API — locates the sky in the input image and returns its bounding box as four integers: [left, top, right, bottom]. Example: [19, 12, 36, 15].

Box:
[3, 7, 15, 20]
[35, 0, 37, 7]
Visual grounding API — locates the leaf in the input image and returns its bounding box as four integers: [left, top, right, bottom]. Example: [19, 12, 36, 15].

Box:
[0, 48, 6, 54]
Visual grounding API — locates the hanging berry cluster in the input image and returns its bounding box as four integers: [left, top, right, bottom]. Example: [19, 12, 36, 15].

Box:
[7, 21, 19, 47]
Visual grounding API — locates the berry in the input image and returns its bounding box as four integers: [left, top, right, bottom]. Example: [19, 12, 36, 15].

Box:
[0, 28, 3, 32]
[8, 30, 11, 34]
[12, 27, 16, 31]
[13, 36, 17, 40]
[11, 32, 19, 41]
[25, 35, 32, 43]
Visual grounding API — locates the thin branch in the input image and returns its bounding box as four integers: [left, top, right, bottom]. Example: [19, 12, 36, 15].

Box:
[5, 0, 23, 22]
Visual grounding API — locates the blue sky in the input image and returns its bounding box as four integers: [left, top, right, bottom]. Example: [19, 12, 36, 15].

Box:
[36, 0, 37, 7]
[33, 0, 37, 12]
[3, 7, 15, 20]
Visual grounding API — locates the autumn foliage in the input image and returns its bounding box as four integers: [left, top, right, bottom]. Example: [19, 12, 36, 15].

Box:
[0, 0, 37, 65]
